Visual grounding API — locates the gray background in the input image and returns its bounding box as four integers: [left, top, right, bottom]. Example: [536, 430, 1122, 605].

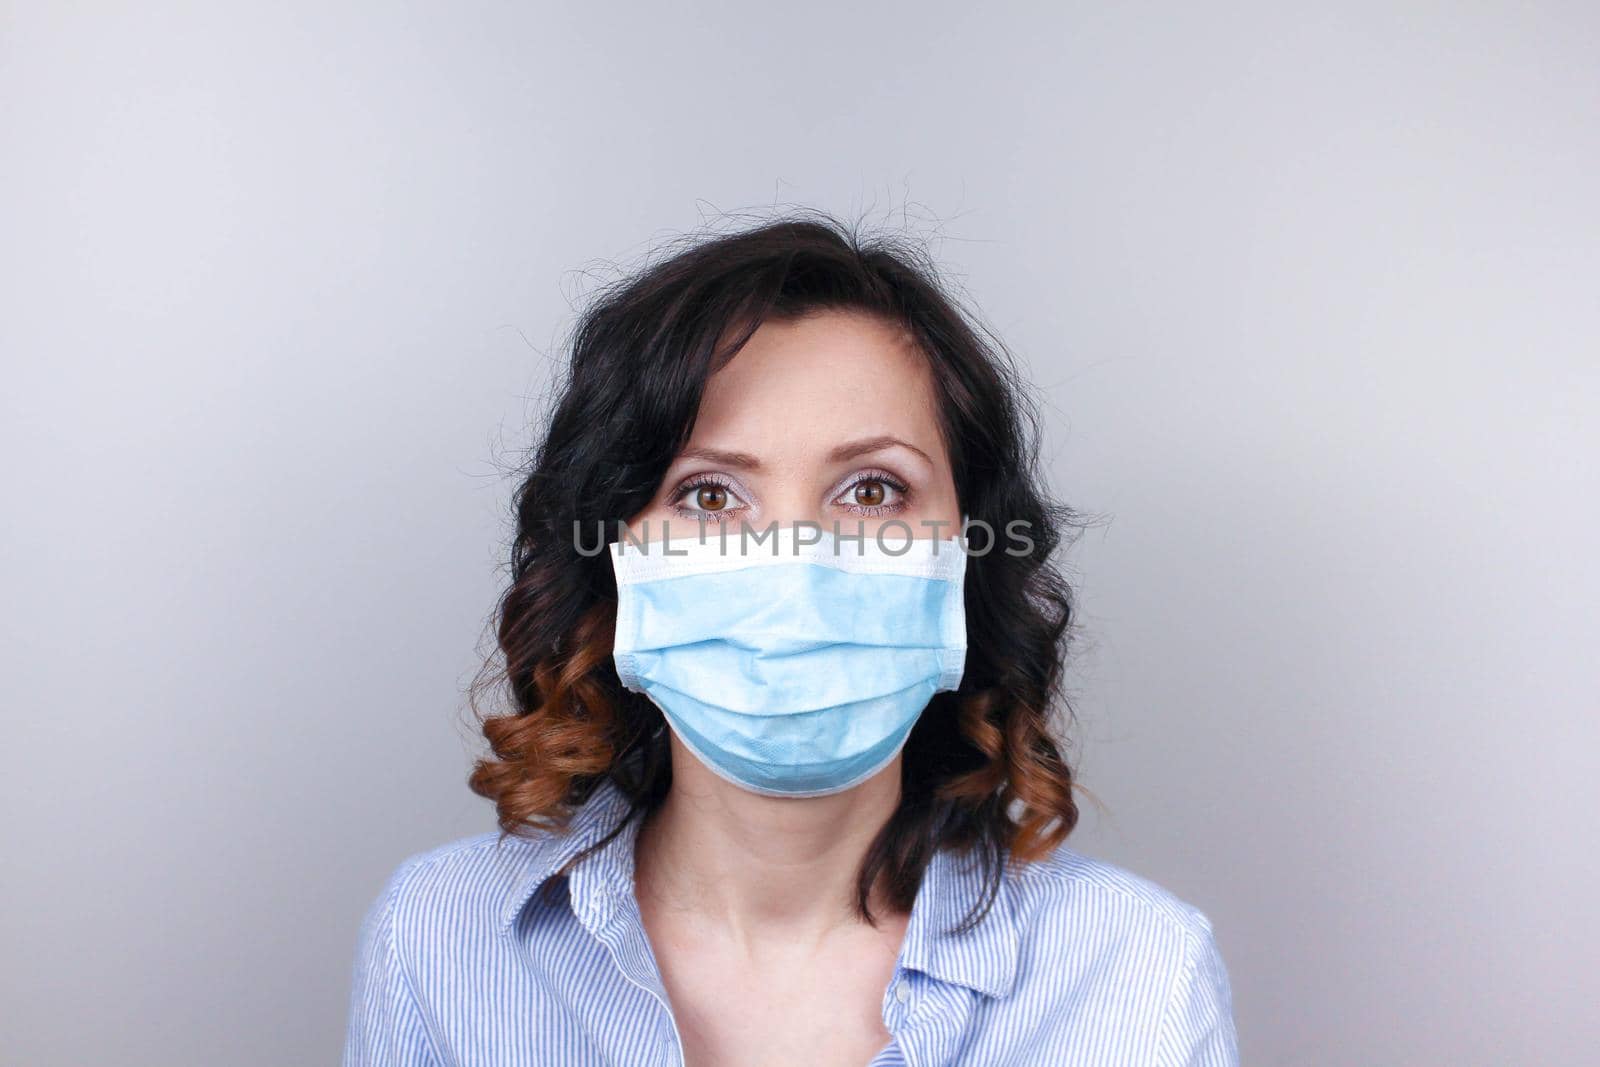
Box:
[3, 3, 1596, 1064]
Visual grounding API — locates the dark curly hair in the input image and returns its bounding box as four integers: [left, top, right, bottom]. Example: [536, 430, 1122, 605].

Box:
[468, 211, 1085, 930]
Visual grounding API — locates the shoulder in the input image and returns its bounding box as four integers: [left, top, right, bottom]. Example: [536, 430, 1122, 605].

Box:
[1001, 845, 1239, 1063]
[360, 828, 554, 944]
[1011, 844, 1209, 934]
[1003, 842, 1225, 993]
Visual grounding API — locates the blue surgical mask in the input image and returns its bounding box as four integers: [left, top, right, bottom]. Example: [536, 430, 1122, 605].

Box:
[610, 527, 968, 797]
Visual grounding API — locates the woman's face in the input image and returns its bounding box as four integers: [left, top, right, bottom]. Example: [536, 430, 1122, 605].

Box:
[630, 310, 961, 540]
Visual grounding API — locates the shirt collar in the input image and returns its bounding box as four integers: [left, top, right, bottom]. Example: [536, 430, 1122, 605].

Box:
[895, 838, 1022, 998]
[496, 777, 1022, 999]
[497, 776, 641, 936]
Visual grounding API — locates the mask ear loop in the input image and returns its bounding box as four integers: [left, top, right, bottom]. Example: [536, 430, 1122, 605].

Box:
[955, 512, 974, 555]
[940, 517, 970, 689]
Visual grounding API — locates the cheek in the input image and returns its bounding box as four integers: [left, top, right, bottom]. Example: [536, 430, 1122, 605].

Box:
[926, 479, 963, 526]
[894, 471, 960, 531]
[629, 499, 693, 537]
[623, 497, 674, 537]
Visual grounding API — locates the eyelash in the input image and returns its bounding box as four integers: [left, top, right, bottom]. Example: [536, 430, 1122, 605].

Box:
[838, 469, 911, 516]
[668, 475, 748, 523]
[666, 469, 912, 521]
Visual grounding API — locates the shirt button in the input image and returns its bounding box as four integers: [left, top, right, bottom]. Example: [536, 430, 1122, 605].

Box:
[894, 981, 912, 1004]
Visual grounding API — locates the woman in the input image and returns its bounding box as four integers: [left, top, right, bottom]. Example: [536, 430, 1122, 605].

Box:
[343, 216, 1238, 1066]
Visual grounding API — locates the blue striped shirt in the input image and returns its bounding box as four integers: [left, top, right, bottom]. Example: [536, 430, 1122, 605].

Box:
[343, 778, 1238, 1065]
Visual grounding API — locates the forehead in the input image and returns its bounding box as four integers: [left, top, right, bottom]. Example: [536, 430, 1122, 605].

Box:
[691, 310, 942, 451]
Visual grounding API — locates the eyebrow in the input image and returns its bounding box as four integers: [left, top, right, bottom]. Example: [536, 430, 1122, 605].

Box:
[672, 435, 933, 471]
[675, 446, 764, 470]
[826, 434, 933, 465]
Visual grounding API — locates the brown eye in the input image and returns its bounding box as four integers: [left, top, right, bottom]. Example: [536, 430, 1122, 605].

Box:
[696, 485, 728, 511]
[853, 480, 886, 507]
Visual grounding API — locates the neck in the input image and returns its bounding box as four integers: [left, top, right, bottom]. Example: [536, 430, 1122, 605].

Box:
[634, 742, 904, 947]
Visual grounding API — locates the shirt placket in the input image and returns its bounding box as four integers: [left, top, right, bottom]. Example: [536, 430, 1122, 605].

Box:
[589, 903, 686, 1067]
[569, 840, 687, 1067]
[879, 969, 982, 1067]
